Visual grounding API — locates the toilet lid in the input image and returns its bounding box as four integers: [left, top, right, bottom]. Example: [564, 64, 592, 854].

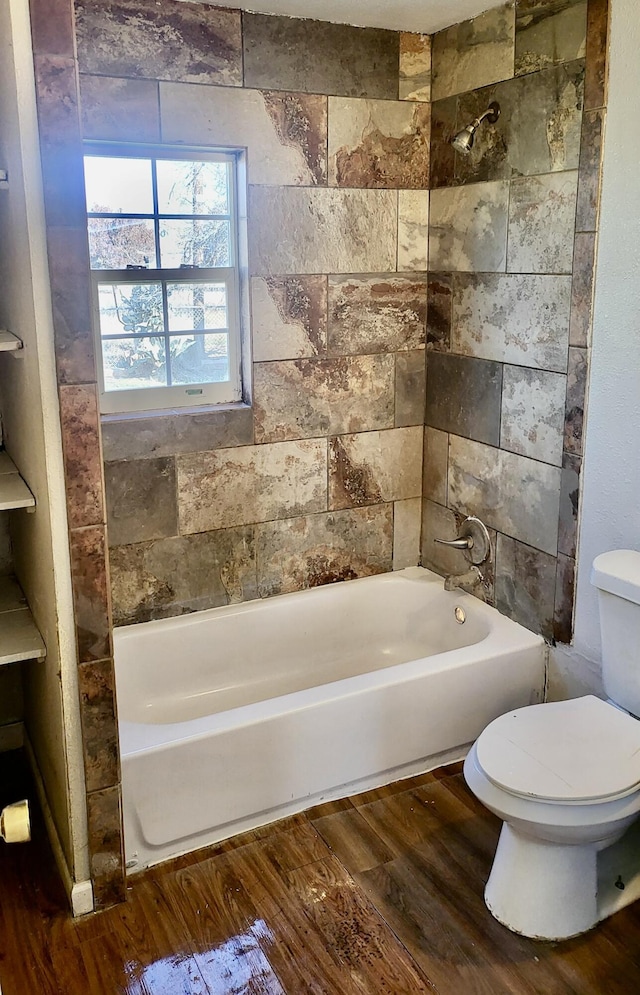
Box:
[476, 696, 640, 803]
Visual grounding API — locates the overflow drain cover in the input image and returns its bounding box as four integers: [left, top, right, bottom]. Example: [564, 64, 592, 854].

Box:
[455, 606, 466, 624]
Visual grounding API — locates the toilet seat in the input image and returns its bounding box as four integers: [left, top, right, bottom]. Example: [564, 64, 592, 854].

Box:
[476, 695, 640, 804]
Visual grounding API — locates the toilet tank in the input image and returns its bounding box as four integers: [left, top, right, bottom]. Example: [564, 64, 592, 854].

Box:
[591, 550, 640, 716]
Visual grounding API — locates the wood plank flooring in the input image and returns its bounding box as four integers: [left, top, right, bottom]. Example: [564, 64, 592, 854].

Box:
[2, 750, 640, 994]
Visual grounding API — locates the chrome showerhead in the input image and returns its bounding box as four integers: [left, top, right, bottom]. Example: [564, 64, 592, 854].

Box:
[451, 101, 500, 155]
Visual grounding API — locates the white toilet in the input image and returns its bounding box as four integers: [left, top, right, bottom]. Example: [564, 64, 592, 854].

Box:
[464, 549, 640, 941]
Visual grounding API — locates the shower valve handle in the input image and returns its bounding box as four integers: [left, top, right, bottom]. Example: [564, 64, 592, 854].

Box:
[434, 535, 474, 550]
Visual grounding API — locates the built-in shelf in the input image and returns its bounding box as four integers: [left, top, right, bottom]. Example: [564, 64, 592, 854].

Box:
[0, 452, 35, 512]
[0, 576, 46, 666]
[0, 330, 23, 353]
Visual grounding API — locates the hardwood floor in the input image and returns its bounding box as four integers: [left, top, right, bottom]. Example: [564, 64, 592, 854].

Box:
[2, 750, 640, 994]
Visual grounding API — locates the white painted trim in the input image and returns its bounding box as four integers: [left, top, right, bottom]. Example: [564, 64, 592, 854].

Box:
[0, 721, 24, 753]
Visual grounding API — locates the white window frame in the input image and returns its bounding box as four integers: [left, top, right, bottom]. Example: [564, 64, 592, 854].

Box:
[84, 143, 243, 414]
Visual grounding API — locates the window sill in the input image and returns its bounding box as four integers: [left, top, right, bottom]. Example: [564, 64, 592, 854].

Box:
[101, 402, 253, 462]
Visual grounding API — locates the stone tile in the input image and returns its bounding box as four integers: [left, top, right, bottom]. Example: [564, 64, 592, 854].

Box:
[328, 98, 429, 188]
[109, 527, 257, 625]
[500, 366, 566, 466]
[102, 405, 254, 462]
[160, 83, 326, 186]
[431, 5, 515, 101]
[248, 187, 397, 276]
[515, 0, 587, 76]
[423, 427, 448, 506]
[256, 505, 393, 598]
[554, 552, 576, 643]
[569, 232, 596, 347]
[393, 498, 423, 570]
[429, 181, 509, 273]
[75, 0, 242, 86]
[558, 453, 581, 558]
[564, 346, 588, 455]
[59, 385, 104, 529]
[251, 276, 327, 363]
[177, 440, 327, 534]
[399, 33, 431, 102]
[398, 191, 429, 271]
[395, 351, 426, 428]
[86, 785, 125, 910]
[243, 14, 399, 99]
[46, 228, 96, 385]
[495, 533, 557, 639]
[69, 526, 111, 663]
[507, 171, 579, 274]
[30, 0, 75, 56]
[80, 75, 160, 142]
[426, 353, 502, 446]
[584, 0, 609, 109]
[329, 428, 422, 510]
[78, 659, 119, 794]
[327, 276, 426, 356]
[429, 97, 457, 190]
[254, 356, 395, 444]
[575, 108, 605, 231]
[448, 435, 561, 554]
[104, 457, 177, 547]
[452, 273, 572, 372]
[427, 274, 452, 352]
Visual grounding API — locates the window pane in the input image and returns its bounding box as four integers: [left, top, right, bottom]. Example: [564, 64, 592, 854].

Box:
[167, 283, 227, 332]
[159, 220, 230, 268]
[97, 283, 164, 338]
[102, 337, 167, 391]
[88, 217, 156, 269]
[169, 333, 229, 385]
[84, 156, 153, 214]
[157, 160, 229, 215]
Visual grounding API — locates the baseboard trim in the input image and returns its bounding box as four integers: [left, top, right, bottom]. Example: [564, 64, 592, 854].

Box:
[0, 721, 24, 752]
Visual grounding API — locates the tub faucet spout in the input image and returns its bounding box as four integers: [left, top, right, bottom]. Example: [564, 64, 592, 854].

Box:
[444, 565, 483, 593]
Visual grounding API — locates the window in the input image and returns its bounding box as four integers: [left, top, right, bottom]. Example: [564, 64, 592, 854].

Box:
[83, 145, 242, 413]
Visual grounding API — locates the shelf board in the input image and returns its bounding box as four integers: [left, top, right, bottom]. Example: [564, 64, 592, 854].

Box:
[0, 330, 23, 352]
[0, 577, 46, 666]
[0, 452, 35, 512]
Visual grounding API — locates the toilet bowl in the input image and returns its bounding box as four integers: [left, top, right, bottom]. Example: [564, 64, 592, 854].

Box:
[464, 550, 640, 940]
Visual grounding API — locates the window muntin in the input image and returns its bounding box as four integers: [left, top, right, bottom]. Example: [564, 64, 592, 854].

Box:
[84, 147, 242, 413]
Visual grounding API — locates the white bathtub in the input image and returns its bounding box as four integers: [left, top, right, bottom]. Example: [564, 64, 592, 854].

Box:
[115, 567, 546, 872]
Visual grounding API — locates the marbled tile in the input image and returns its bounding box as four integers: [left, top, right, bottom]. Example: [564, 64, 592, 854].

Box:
[569, 232, 596, 347]
[400, 33, 431, 101]
[564, 346, 588, 455]
[429, 181, 509, 273]
[160, 83, 326, 186]
[393, 498, 422, 570]
[426, 353, 502, 446]
[495, 533, 557, 639]
[256, 505, 393, 598]
[327, 276, 426, 356]
[427, 274, 452, 352]
[69, 526, 111, 663]
[515, 0, 587, 76]
[86, 785, 125, 910]
[59, 385, 104, 529]
[423, 427, 448, 506]
[254, 356, 394, 444]
[554, 551, 576, 643]
[398, 191, 429, 271]
[431, 5, 515, 101]
[395, 351, 427, 428]
[109, 527, 256, 624]
[251, 276, 327, 362]
[46, 227, 96, 385]
[177, 440, 327, 534]
[452, 273, 572, 372]
[328, 98, 430, 188]
[448, 435, 561, 554]
[80, 75, 160, 142]
[34, 55, 86, 229]
[575, 108, 605, 231]
[78, 659, 119, 794]
[329, 428, 422, 510]
[243, 14, 399, 99]
[30, 0, 75, 56]
[102, 405, 253, 461]
[105, 457, 177, 547]
[584, 0, 609, 109]
[507, 172, 579, 274]
[500, 366, 566, 466]
[75, 0, 242, 86]
[558, 453, 581, 557]
[248, 187, 397, 276]
[429, 97, 457, 190]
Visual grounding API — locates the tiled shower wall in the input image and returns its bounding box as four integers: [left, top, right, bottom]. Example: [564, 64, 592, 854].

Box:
[422, 0, 608, 642]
